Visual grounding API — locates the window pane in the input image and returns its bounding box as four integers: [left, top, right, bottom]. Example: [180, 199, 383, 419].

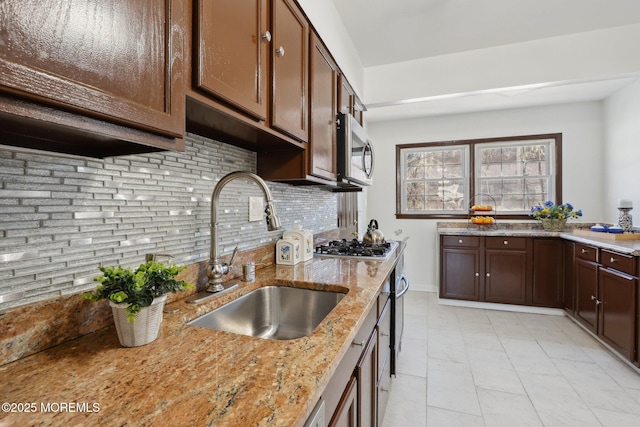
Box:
[476, 139, 553, 213]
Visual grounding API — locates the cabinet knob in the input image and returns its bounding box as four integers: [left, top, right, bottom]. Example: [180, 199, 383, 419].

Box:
[458, 239, 463, 243]
[352, 340, 364, 347]
[276, 46, 285, 57]
[503, 240, 508, 245]
[475, 273, 479, 277]
[261, 31, 272, 42]
[610, 257, 616, 263]
[581, 249, 588, 254]
[486, 273, 491, 277]
[595, 299, 602, 305]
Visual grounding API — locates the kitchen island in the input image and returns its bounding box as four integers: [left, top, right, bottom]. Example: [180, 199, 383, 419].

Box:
[0, 242, 405, 426]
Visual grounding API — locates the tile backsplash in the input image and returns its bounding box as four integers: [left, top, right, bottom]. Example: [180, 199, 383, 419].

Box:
[0, 133, 337, 311]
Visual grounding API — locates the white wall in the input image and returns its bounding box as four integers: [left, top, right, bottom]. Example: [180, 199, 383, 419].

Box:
[297, 0, 364, 97]
[603, 79, 640, 223]
[367, 102, 604, 292]
[365, 23, 640, 105]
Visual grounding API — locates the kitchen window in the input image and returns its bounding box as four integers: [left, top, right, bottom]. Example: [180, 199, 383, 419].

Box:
[396, 133, 562, 219]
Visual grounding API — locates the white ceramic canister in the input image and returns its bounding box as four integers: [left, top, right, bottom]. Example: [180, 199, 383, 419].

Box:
[275, 238, 300, 265]
[283, 224, 313, 262]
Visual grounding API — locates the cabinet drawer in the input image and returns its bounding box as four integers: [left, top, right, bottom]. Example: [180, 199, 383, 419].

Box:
[485, 236, 527, 250]
[442, 236, 480, 248]
[601, 250, 637, 276]
[575, 243, 598, 262]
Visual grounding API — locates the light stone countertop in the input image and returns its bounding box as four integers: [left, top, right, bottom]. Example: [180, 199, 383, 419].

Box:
[0, 242, 405, 427]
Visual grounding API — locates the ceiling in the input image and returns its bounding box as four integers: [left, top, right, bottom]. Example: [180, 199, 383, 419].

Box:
[330, 0, 640, 121]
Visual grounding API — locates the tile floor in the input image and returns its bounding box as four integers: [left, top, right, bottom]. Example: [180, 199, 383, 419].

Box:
[382, 291, 640, 427]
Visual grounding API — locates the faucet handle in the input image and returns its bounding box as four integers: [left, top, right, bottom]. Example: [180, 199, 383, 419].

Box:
[228, 246, 239, 267]
[145, 253, 175, 263]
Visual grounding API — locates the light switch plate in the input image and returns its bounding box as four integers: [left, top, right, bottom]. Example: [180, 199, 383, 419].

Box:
[249, 196, 263, 222]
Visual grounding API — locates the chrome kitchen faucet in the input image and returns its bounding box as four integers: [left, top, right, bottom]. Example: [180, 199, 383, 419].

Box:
[207, 171, 281, 292]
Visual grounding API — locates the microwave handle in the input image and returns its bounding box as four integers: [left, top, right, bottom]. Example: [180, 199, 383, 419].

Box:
[363, 141, 375, 178]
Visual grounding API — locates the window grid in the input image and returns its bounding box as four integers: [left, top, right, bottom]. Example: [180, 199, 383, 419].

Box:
[402, 146, 468, 213]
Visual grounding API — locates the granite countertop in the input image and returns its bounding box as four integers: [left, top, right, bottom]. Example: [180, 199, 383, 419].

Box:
[437, 224, 640, 255]
[0, 243, 405, 427]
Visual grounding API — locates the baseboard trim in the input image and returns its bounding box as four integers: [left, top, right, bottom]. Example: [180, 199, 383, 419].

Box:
[437, 298, 565, 316]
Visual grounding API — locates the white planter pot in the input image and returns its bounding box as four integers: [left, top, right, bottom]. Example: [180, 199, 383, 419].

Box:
[109, 295, 167, 347]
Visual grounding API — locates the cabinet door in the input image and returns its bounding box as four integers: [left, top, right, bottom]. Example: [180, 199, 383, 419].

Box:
[598, 268, 636, 360]
[485, 249, 528, 305]
[338, 75, 355, 115]
[0, 0, 184, 139]
[329, 376, 358, 427]
[309, 33, 338, 181]
[532, 239, 563, 307]
[356, 332, 377, 427]
[575, 258, 599, 332]
[563, 241, 576, 313]
[195, 0, 268, 120]
[271, 0, 309, 142]
[441, 248, 481, 301]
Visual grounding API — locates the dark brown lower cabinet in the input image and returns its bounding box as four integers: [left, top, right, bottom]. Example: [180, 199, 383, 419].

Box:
[575, 257, 600, 332]
[484, 237, 530, 305]
[357, 332, 377, 427]
[329, 376, 357, 427]
[532, 239, 564, 307]
[440, 236, 481, 301]
[324, 286, 392, 427]
[598, 267, 637, 360]
[563, 241, 575, 313]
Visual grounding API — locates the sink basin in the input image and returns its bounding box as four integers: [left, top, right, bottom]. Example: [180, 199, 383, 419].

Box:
[188, 286, 346, 340]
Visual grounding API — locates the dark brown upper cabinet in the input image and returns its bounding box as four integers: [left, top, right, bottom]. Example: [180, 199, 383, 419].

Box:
[257, 31, 337, 184]
[271, 0, 309, 142]
[0, 0, 186, 157]
[194, 0, 269, 121]
[187, 0, 309, 150]
[339, 74, 356, 116]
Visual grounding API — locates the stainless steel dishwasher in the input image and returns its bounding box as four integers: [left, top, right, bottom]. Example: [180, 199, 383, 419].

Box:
[391, 252, 409, 375]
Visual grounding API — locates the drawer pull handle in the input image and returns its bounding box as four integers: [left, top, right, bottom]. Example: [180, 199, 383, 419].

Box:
[581, 249, 588, 254]
[381, 332, 390, 337]
[610, 257, 616, 263]
[352, 340, 364, 347]
[475, 272, 479, 277]
[503, 240, 508, 245]
[458, 239, 463, 243]
[591, 295, 601, 305]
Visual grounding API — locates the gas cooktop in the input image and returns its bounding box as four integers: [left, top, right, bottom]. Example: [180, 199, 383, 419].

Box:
[314, 239, 398, 261]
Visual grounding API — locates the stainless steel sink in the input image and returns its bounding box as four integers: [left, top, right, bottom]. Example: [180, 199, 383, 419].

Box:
[188, 286, 346, 340]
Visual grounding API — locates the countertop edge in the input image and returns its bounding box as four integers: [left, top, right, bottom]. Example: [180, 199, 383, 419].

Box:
[437, 227, 640, 255]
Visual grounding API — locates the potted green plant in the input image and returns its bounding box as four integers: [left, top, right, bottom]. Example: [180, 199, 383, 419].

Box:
[529, 201, 583, 231]
[83, 261, 193, 347]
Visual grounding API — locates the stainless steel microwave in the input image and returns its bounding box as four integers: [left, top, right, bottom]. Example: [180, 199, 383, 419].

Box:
[336, 113, 375, 186]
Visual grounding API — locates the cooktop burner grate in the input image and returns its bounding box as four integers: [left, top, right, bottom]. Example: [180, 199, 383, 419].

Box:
[314, 239, 396, 260]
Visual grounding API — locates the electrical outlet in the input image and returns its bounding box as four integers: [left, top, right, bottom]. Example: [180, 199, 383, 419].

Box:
[249, 196, 263, 222]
